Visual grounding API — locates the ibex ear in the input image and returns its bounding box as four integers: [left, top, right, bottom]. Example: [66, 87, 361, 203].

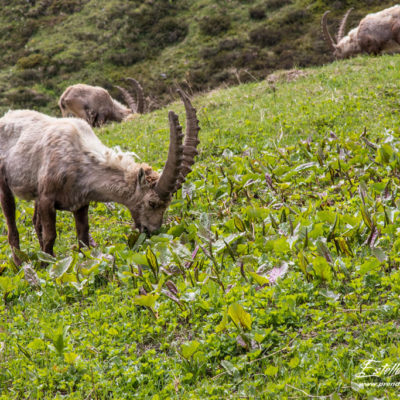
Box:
[137, 168, 147, 188]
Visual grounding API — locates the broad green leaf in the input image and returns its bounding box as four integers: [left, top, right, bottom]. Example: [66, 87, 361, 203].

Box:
[146, 247, 159, 278]
[376, 143, 393, 164]
[248, 271, 269, 286]
[234, 215, 246, 232]
[312, 256, 332, 282]
[13, 248, 30, 263]
[128, 253, 148, 266]
[335, 237, 353, 257]
[221, 360, 239, 377]
[371, 247, 387, 263]
[180, 340, 200, 359]
[298, 252, 308, 276]
[0, 276, 18, 294]
[70, 279, 88, 292]
[358, 259, 380, 275]
[131, 233, 146, 252]
[53, 326, 69, 356]
[264, 365, 278, 376]
[58, 273, 77, 284]
[360, 207, 372, 230]
[288, 357, 300, 369]
[294, 161, 318, 172]
[228, 303, 252, 330]
[64, 352, 78, 364]
[49, 256, 73, 279]
[272, 237, 290, 254]
[133, 293, 159, 309]
[215, 311, 228, 333]
[127, 231, 140, 249]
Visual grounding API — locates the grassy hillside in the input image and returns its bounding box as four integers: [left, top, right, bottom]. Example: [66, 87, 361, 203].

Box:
[0, 0, 395, 115]
[1, 55, 400, 398]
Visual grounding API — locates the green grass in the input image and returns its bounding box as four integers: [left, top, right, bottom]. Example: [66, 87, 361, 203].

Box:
[2, 55, 400, 398]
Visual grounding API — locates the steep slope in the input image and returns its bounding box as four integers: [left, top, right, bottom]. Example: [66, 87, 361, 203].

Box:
[1, 55, 400, 398]
[0, 0, 394, 115]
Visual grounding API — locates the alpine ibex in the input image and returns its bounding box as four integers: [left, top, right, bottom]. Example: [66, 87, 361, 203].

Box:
[322, 6, 400, 59]
[58, 78, 146, 127]
[0, 90, 199, 265]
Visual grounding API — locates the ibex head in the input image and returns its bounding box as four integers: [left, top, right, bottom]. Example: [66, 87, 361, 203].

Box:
[127, 90, 200, 234]
[321, 9, 359, 59]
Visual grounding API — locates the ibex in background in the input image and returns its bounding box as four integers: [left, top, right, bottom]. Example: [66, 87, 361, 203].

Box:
[322, 5, 400, 59]
[0, 90, 199, 265]
[58, 78, 146, 127]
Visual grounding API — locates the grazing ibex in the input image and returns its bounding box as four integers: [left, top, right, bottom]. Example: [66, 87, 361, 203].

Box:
[0, 90, 199, 265]
[322, 5, 400, 59]
[58, 78, 145, 127]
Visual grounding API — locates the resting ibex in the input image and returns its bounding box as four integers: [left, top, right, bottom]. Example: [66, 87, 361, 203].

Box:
[58, 78, 145, 127]
[322, 6, 400, 59]
[0, 90, 199, 265]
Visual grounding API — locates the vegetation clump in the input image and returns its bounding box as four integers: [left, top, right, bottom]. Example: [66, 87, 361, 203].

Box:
[199, 14, 231, 36]
[249, 6, 266, 20]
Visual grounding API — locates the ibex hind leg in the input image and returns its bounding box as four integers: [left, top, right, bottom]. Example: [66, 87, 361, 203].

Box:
[0, 168, 21, 265]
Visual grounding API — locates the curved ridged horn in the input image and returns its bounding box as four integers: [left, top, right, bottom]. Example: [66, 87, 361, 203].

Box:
[337, 8, 353, 42]
[114, 85, 137, 113]
[321, 11, 336, 52]
[155, 90, 200, 199]
[174, 89, 200, 192]
[125, 77, 145, 114]
[154, 111, 184, 200]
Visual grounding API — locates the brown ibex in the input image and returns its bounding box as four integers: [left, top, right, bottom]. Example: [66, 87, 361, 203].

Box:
[58, 78, 145, 127]
[322, 6, 400, 59]
[0, 90, 199, 265]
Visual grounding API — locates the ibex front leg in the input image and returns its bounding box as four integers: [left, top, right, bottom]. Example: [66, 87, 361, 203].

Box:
[37, 196, 57, 256]
[0, 169, 21, 265]
[73, 205, 90, 248]
[33, 202, 43, 249]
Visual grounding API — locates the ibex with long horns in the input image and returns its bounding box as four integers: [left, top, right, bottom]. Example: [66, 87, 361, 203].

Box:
[58, 78, 145, 127]
[0, 90, 199, 265]
[322, 6, 400, 59]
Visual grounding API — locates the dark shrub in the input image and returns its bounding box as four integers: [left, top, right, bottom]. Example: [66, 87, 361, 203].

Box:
[277, 49, 297, 69]
[48, 0, 85, 14]
[15, 69, 42, 83]
[249, 6, 266, 20]
[6, 88, 50, 107]
[265, 0, 291, 10]
[16, 53, 48, 69]
[200, 46, 219, 59]
[249, 27, 280, 47]
[108, 48, 144, 66]
[218, 39, 243, 51]
[54, 54, 84, 73]
[152, 17, 188, 47]
[234, 49, 259, 68]
[210, 70, 231, 85]
[187, 68, 209, 88]
[199, 14, 231, 36]
[210, 51, 239, 70]
[280, 9, 310, 25]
